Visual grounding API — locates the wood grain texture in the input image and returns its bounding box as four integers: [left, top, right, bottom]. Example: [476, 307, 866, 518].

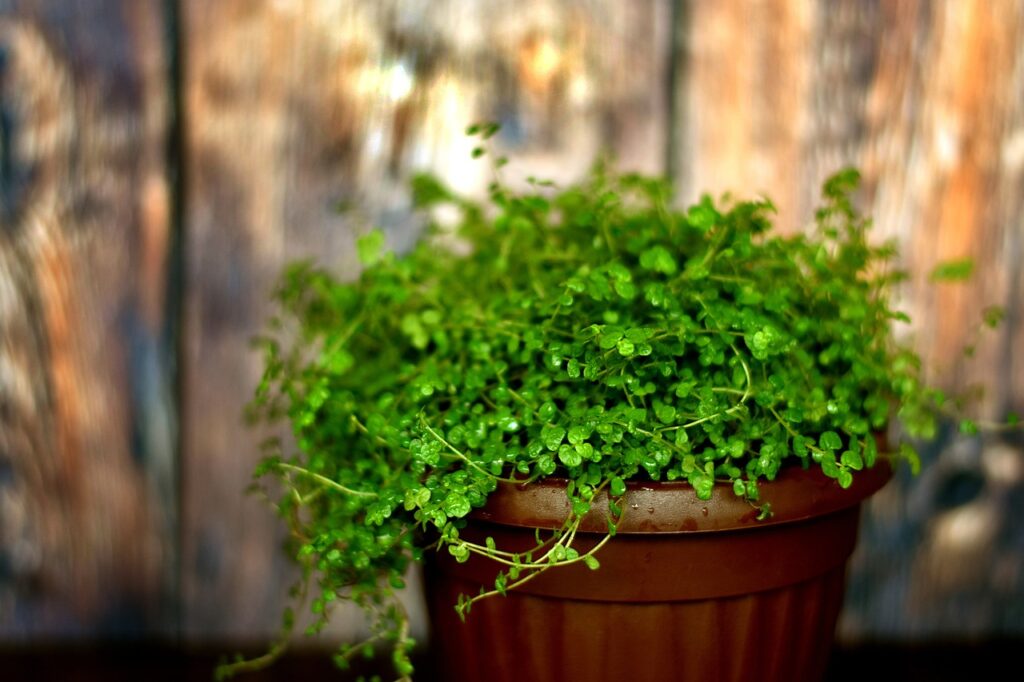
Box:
[676, 0, 1024, 638]
[678, 0, 815, 229]
[180, 0, 669, 641]
[0, 0, 1019, 646]
[0, 1, 175, 637]
[847, 0, 1024, 639]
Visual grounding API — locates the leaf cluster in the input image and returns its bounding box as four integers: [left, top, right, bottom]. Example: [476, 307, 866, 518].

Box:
[232, 150, 949, 679]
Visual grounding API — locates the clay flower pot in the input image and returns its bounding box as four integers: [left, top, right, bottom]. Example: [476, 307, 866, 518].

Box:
[426, 462, 891, 682]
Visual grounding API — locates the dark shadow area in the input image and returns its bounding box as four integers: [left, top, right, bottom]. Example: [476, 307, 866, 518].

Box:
[1, 640, 1020, 681]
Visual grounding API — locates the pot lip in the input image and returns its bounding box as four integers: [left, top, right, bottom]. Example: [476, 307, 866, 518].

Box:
[471, 458, 893, 535]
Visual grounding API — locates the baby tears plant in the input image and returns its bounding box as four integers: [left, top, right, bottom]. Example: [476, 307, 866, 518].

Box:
[217, 127, 1002, 681]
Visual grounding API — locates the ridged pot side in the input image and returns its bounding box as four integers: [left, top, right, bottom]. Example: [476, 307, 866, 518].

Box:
[425, 462, 891, 682]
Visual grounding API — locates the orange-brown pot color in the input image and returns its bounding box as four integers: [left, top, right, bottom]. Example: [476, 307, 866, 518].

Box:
[425, 461, 891, 682]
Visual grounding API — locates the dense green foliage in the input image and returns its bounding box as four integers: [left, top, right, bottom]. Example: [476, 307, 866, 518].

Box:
[221, 138, 961, 680]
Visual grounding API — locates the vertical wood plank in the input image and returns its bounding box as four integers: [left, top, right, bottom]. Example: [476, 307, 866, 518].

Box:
[679, 0, 815, 229]
[676, 0, 1024, 638]
[180, 0, 670, 642]
[847, 0, 1024, 639]
[860, 0, 1020, 396]
[0, 0, 175, 637]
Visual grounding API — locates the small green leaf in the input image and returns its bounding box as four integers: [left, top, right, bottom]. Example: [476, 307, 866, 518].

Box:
[410, 172, 453, 207]
[693, 475, 714, 500]
[443, 493, 471, 518]
[841, 449, 864, 471]
[481, 122, 501, 139]
[599, 327, 624, 349]
[625, 327, 654, 343]
[929, 257, 975, 281]
[448, 543, 470, 563]
[837, 468, 853, 489]
[613, 279, 637, 299]
[655, 404, 677, 424]
[356, 230, 385, 266]
[745, 480, 759, 501]
[639, 246, 678, 275]
[494, 571, 508, 595]
[542, 426, 566, 451]
[610, 476, 626, 497]
[863, 437, 878, 468]
[983, 306, 1005, 328]
[568, 425, 589, 445]
[899, 442, 921, 475]
[558, 444, 582, 468]
[792, 435, 809, 457]
[687, 196, 718, 232]
[820, 431, 842, 452]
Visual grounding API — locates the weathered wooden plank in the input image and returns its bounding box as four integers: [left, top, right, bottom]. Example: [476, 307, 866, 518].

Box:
[861, 0, 1020, 398]
[678, 0, 815, 229]
[676, 0, 1024, 638]
[0, 0, 175, 637]
[846, 0, 1024, 640]
[180, 0, 670, 642]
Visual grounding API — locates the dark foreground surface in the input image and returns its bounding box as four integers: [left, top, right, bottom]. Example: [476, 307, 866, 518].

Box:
[0, 640, 1018, 681]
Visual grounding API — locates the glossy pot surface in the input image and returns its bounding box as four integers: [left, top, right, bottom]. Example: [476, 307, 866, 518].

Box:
[425, 462, 891, 682]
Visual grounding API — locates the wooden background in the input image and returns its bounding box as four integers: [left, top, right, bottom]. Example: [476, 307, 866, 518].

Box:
[0, 0, 1021, 646]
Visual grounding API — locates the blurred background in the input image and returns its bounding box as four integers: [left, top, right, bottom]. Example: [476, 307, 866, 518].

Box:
[0, 0, 1021, 679]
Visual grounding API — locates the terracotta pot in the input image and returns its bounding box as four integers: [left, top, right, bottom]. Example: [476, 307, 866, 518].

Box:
[425, 462, 891, 682]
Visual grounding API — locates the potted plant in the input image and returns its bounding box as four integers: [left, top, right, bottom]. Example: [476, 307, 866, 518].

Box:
[217, 127, 995, 682]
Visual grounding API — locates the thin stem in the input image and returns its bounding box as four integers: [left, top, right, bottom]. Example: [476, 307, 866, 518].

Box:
[215, 639, 289, 680]
[349, 414, 392, 447]
[214, 558, 313, 680]
[768, 406, 825, 456]
[660, 345, 752, 432]
[420, 418, 523, 484]
[277, 462, 378, 498]
[462, 526, 613, 609]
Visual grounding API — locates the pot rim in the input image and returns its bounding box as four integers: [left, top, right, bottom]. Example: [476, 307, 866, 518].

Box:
[471, 458, 893, 535]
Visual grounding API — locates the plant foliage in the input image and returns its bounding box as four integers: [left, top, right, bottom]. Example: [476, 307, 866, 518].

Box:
[219, 132, 971, 680]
